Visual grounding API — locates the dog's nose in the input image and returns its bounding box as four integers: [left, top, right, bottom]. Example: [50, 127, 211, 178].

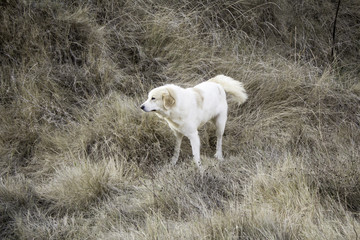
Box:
[140, 105, 145, 111]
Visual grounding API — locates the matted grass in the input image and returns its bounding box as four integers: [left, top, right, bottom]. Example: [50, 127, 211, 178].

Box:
[1, 0, 359, 239]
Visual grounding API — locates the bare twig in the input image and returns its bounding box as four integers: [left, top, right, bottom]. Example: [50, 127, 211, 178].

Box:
[331, 0, 341, 62]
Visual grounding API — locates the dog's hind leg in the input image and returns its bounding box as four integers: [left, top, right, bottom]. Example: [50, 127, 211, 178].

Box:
[213, 111, 227, 161]
[171, 131, 183, 165]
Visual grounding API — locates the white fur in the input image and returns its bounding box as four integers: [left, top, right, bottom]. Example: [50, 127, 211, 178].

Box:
[140, 75, 247, 173]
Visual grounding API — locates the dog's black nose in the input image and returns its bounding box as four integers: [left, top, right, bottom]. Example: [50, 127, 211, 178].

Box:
[140, 105, 145, 110]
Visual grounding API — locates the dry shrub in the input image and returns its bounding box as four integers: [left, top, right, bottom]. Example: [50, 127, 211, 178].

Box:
[40, 163, 112, 213]
[39, 155, 140, 214]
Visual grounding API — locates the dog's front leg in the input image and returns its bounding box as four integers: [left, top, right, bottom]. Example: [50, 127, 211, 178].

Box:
[171, 132, 183, 165]
[188, 131, 204, 173]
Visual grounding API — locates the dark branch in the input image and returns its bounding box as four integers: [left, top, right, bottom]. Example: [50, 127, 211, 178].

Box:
[331, 0, 341, 62]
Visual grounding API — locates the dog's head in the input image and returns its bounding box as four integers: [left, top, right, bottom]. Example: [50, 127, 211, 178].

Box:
[140, 86, 176, 113]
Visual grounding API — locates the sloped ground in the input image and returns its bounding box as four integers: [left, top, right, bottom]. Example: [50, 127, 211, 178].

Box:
[1, 0, 359, 239]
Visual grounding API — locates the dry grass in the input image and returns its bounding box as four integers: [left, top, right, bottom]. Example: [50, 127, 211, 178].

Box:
[1, 0, 360, 239]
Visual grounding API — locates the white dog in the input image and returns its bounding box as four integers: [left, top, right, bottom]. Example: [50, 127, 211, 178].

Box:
[140, 75, 247, 172]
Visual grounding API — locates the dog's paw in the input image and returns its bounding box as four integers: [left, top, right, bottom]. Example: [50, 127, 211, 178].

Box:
[170, 157, 178, 166]
[198, 165, 205, 177]
[214, 152, 224, 161]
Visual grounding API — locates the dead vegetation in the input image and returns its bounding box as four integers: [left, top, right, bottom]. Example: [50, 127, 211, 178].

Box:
[1, 0, 359, 239]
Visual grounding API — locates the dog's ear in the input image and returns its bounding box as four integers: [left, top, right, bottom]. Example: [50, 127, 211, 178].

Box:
[162, 88, 175, 110]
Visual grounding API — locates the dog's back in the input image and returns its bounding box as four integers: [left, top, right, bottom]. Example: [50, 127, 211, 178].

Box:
[191, 81, 227, 122]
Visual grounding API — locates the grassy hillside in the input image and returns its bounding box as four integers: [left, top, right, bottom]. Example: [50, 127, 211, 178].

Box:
[1, 0, 360, 239]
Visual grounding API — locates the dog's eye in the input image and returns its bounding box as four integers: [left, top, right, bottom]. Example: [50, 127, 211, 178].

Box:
[151, 97, 155, 100]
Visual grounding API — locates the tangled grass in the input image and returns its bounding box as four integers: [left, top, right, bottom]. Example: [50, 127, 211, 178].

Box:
[1, 0, 359, 239]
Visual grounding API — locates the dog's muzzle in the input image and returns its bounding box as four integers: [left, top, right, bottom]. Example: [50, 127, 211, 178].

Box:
[140, 104, 156, 112]
[140, 104, 146, 111]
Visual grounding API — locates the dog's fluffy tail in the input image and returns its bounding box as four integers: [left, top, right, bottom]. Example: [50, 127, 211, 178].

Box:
[208, 75, 248, 105]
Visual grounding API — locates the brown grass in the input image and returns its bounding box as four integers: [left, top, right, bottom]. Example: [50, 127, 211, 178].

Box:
[1, 0, 359, 239]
